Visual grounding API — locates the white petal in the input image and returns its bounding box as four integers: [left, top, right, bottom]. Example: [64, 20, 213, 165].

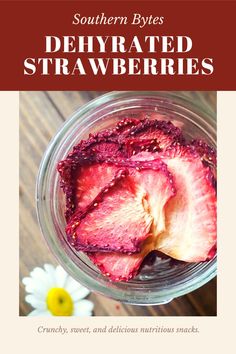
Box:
[55, 266, 68, 288]
[65, 276, 88, 294]
[44, 264, 56, 284]
[30, 266, 48, 280]
[30, 267, 54, 289]
[23, 277, 49, 300]
[73, 300, 94, 316]
[71, 287, 90, 302]
[25, 294, 47, 310]
[22, 277, 33, 286]
[28, 309, 52, 316]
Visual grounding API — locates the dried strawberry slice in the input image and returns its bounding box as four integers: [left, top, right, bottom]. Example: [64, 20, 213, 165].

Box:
[133, 162, 175, 236]
[124, 137, 161, 157]
[115, 118, 141, 134]
[74, 156, 171, 212]
[66, 169, 153, 253]
[88, 237, 155, 282]
[67, 156, 175, 254]
[57, 119, 141, 220]
[75, 162, 119, 210]
[74, 135, 122, 161]
[191, 139, 216, 167]
[61, 150, 175, 230]
[190, 139, 217, 187]
[106, 156, 176, 236]
[58, 119, 180, 220]
[58, 142, 120, 221]
[155, 146, 217, 262]
[123, 119, 185, 151]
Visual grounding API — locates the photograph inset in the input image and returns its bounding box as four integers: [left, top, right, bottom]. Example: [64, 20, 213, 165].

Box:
[20, 91, 217, 316]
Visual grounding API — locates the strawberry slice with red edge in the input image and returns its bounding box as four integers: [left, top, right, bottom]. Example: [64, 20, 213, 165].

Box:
[67, 156, 175, 254]
[57, 118, 141, 220]
[106, 155, 176, 236]
[88, 237, 155, 282]
[124, 137, 161, 157]
[123, 119, 185, 152]
[190, 139, 217, 187]
[75, 162, 119, 211]
[191, 139, 216, 167]
[66, 169, 153, 253]
[115, 118, 141, 134]
[155, 146, 217, 262]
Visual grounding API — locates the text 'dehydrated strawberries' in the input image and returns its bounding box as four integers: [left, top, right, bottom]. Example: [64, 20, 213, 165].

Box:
[57, 118, 217, 282]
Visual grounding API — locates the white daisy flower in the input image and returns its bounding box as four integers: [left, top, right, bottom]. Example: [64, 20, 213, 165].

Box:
[22, 264, 94, 316]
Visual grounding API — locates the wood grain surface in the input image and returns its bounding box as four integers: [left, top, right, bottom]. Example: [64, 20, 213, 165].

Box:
[19, 91, 217, 316]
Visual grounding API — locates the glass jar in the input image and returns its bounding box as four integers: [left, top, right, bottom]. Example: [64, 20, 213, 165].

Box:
[36, 91, 216, 305]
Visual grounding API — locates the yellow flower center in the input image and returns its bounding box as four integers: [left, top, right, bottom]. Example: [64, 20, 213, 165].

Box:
[46, 288, 73, 316]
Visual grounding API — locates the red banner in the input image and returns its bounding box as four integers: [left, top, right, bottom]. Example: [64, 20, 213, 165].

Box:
[0, 1, 235, 90]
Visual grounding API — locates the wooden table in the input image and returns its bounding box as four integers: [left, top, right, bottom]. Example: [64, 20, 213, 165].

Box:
[20, 91, 216, 316]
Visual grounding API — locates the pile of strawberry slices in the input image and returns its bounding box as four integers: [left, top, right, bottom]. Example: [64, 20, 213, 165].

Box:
[57, 118, 217, 282]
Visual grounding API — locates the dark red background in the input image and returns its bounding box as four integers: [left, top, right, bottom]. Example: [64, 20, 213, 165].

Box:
[0, 1, 235, 90]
